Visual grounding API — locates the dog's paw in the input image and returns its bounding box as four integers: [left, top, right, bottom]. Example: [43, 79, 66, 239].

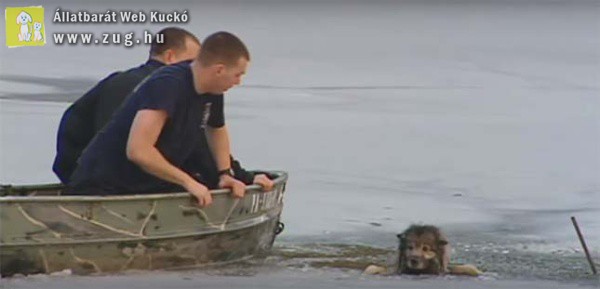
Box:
[363, 264, 387, 275]
[448, 264, 483, 276]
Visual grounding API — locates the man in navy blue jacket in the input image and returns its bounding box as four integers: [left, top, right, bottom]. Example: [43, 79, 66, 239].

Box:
[55, 28, 272, 195]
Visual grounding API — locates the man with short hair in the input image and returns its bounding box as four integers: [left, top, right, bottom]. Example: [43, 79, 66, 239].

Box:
[68, 32, 270, 207]
[54, 28, 271, 192]
[53, 27, 200, 183]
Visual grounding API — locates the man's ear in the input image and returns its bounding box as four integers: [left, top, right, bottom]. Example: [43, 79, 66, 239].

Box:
[215, 64, 226, 75]
[163, 49, 176, 64]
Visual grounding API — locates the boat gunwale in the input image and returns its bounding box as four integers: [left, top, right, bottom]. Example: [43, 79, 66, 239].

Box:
[0, 171, 287, 203]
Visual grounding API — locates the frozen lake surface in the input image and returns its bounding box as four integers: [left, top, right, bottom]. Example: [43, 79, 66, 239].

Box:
[1, 0, 599, 288]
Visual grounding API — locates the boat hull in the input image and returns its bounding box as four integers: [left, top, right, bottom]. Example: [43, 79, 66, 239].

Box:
[0, 172, 287, 276]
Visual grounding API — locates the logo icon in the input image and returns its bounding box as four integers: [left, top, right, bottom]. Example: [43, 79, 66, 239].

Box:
[5, 6, 46, 48]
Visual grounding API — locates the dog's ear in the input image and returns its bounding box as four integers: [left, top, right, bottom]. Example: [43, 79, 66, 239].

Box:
[397, 233, 406, 249]
[437, 239, 448, 246]
[396, 233, 407, 274]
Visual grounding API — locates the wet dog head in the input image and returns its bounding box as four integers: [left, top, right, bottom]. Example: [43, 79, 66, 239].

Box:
[397, 225, 449, 275]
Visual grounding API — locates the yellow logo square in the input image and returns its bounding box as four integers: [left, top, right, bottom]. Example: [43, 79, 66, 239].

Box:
[5, 6, 46, 48]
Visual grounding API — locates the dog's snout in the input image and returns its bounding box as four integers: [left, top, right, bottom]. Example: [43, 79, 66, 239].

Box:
[409, 258, 419, 267]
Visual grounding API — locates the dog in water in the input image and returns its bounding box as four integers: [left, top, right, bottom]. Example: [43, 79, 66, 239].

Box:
[397, 224, 450, 274]
[364, 225, 482, 276]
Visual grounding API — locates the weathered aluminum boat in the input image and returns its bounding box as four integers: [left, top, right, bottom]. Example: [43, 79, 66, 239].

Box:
[0, 171, 287, 276]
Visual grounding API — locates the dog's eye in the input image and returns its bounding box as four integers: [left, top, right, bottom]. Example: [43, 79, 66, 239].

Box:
[407, 245, 414, 250]
[422, 245, 430, 252]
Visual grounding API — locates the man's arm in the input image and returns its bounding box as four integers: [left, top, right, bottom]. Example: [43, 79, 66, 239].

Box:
[231, 156, 274, 191]
[205, 125, 231, 172]
[230, 156, 254, 184]
[126, 109, 212, 206]
[205, 125, 246, 198]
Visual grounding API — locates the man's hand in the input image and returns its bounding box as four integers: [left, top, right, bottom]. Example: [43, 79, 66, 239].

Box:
[253, 174, 274, 191]
[184, 180, 213, 207]
[219, 174, 246, 198]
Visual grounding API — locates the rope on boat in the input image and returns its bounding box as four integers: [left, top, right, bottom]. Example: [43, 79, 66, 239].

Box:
[16, 205, 62, 238]
[178, 199, 240, 231]
[38, 248, 50, 273]
[58, 205, 142, 238]
[69, 248, 102, 273]
[138, 201, 158, 236]
[100, 205, 135, 224]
